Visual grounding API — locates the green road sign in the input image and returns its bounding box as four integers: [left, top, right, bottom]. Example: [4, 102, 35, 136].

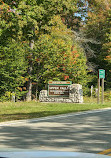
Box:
[99, 69, 105, 79]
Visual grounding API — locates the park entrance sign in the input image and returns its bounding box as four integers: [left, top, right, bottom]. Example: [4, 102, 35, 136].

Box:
[48, 81, 72, 97]
[39, 81, 83, 103]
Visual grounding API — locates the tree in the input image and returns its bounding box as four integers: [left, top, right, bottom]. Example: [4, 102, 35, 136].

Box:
[33, 15, 88, 94]
[0, 41, 27, 101]
[83, 0, 111, 88]
[1, 0, 82, 100]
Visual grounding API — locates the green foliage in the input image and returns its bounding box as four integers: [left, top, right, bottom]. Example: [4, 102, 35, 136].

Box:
[34, 16, 88, 89]
[2, 0, 110, 101]
[84, 0, 111, 89]
[0, 0, 80, 100]
[0, 41, 27, 100]
[104, 90, 111, 101]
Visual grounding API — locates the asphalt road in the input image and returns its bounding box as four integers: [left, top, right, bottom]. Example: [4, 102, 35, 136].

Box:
[0, 108, 111, 155]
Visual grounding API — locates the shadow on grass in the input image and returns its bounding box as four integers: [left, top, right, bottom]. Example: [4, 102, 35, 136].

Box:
[0, 110, 83, 122]
[1, 102, 111, 122]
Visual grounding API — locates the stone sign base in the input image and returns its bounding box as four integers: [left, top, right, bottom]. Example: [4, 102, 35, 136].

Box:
[39, 84, 83, 103]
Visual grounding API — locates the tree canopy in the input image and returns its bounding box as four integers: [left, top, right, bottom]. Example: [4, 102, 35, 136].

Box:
[0, 0, 110, 101]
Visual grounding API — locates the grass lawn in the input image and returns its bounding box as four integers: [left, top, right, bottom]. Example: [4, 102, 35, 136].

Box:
[0, 97, 111, 123]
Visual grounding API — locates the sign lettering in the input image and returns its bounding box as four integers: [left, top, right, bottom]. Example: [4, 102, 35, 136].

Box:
[48, 81, 72, 97]
[98, 69, 105, 79]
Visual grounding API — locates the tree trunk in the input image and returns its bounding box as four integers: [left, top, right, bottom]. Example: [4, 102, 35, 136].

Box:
[36, 84, 38, 101]
[26, 80, 32, 101]
[26, 39, 34, 101]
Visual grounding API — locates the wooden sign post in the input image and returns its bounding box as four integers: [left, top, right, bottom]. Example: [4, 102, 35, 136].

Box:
[97, 78, 100, 104]
[102, 78, 104, 104]
[97, 69, 105, 104]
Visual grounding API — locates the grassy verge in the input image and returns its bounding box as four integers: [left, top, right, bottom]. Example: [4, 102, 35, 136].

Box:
[0, 98, 111, 123]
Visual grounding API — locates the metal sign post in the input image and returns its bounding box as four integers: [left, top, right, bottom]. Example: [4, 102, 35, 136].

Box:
[97, 69, 105, 104]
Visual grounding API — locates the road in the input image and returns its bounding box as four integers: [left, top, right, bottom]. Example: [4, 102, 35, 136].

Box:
[0, 108, 111, 155]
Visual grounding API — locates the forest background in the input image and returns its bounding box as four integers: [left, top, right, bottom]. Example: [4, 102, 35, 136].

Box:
[0, 0, 111, 102]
